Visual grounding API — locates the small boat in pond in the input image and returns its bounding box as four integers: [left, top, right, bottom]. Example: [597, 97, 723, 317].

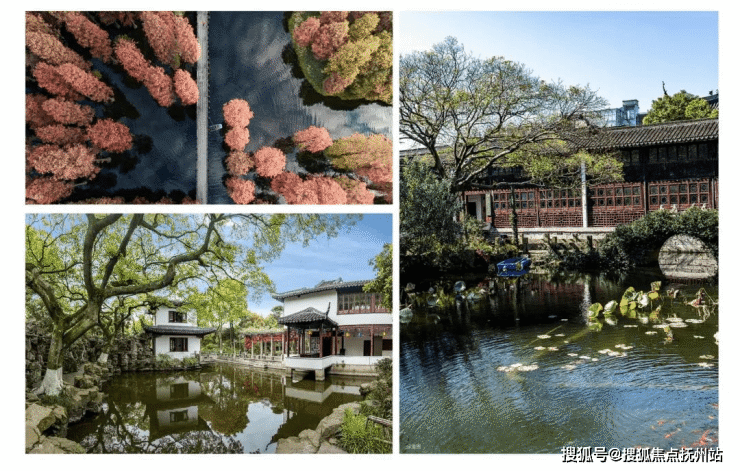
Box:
[496, 256, 532, 277]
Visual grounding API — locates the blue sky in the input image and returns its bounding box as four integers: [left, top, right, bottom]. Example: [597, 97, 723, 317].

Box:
[250, 214, 392, 317]
[398, 11, 718, 119]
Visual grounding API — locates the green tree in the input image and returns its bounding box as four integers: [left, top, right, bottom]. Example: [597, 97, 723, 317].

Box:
[26, 213, 357, 396]
[191, 279, 251, 354]
[400, 159, 461, 255]
[364, 243, 392, 311]
[642, 89, 718, 124]
[267, 305, 283, 325]
[400, 37, 618, 193]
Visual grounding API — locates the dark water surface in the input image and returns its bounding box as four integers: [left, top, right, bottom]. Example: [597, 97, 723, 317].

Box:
[66, 363, 362, 453]
[400, 271, 719, 453]
[207, 11, 392, 203]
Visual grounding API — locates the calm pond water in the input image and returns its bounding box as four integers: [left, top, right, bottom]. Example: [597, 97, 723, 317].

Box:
[66, 363, 362, 453]
[400, 270, 719, 453]
[207, 11, 392, 203]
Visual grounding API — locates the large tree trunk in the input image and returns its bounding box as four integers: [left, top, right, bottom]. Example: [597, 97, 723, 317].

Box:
[34, 325, 65, 396]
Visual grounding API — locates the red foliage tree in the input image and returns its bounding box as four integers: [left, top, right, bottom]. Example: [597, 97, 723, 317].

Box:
[334, 175, 375, 204]
[97, 12, 139, 28]
[174, 69, 198, 105]
[25, 31, 89, 70]
[26, 177, 74, 204]
[56, 63, 114, 102]
[311, 21, 349, 60]
[87, 119, 133, 153]
[26, 94, 56, 129]
[41, 97, 95, 126]
[322, 72, 352, 95]
[320, 11, 349, 24]
[270, 171, 303, 200]
[173, 15, 201, 64]
[223, 99, 254, 128]
[115, 38, 150, 83]
[304, 176, 347, 204]
[26, 13, 54, 35]
[61, 12, 113, 63]
[35, 125, 87, 146]
[33, 62, 82, 100]
[225, 151, 253, 175]
[28, 144, 99, 180]
[141, 11, 177, 66]
[293, 17, 321, 47]
[143, 66, 174, 107]
[293, 126, 333, 153]
[225, 177, 256, 204]
[254, 147, 286, 178]
[224, 128, 251, 152]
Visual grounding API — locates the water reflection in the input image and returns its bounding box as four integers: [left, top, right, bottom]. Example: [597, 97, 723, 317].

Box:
[67, 363, 362, 453]
[400, 271, 719, 453]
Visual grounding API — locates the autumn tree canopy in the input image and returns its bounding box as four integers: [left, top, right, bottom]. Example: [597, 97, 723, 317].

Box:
[400, 37, 617, 193]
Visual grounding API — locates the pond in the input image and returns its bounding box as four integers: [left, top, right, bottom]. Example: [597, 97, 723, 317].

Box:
[399, 270, 719, 453]
[207, 11, 392, 204]
[66, 363, 363, 453]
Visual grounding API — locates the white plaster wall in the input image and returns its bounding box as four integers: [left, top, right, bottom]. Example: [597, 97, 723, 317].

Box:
[154, 335, 201, 359]
[154, 307, 194, 325]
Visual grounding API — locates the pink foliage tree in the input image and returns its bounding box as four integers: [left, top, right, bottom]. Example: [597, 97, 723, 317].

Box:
[270, 172, 304, 202]
[174, 69, 198, 105]
[35, 125, 87, 146]
[26, 94, 56, 129]
[25, 31, 89, 70]
[225, 151, 253, 175]
[173, 15, 201, 64]
[224, 128, 251, 152]
[26, 177, 74, 204]
[326, 133, 392, 184]
[87, 119, 133, 153]
[115, 38, 150, 83]
[293, 126, 333, 153]
[141, 11, 177, 66]
[56, 63, 114, 102]
[223, 99, 254, 128]
[311, 21, 349, 60]
[225, 177, 256, 204]
[28, 144, 99, 180]
[303, 176, 347, 204]
[61, 12, 113, 63]
[41, 97, 95, 126]
[322, 72, 352, 95]
[33, 62, 82, 100]
[320, 11, 350, 24]
[293, 17, 321, 47]
[142, 66, 174, 107]
[26, 13, 54, 35]
[254, 147, 286, 178]
[334, 175, 375, 204]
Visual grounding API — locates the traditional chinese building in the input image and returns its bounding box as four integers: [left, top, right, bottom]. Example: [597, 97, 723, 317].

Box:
[272, 279, 392, 381]
[144, 303, 216, 359]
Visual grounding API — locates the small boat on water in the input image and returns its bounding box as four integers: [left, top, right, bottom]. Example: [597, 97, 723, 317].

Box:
[496, 256, 532, 277]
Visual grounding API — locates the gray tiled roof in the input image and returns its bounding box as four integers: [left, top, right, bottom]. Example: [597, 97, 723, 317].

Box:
[144, 325, 217, 336]
[277, 307, 338, 326]
[576, 118, 718, 150]
[272, 279, 371, 301]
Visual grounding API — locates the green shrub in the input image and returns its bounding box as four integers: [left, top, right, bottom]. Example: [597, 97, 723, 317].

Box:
[599, 207, 718, 270]
[182, 357, 199, 368]
[340, 409, 391, 454]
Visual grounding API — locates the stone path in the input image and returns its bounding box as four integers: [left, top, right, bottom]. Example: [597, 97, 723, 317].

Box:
[196, 11, 209, 204]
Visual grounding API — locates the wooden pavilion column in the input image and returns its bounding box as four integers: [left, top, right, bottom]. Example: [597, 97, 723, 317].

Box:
[270, 335, 274, 358]
[319, 324, 324, 358]
[250, 335, 254, 358]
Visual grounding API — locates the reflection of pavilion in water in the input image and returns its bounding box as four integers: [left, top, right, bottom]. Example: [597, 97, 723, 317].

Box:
[146, 376, 214, 441]
[142, 367, 362, 448]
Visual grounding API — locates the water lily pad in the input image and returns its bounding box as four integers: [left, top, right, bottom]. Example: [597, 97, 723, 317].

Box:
[537, 334, 552, 339]
[699, 355, 715, 360]
[694, 335, 705, 339]
[624, 324, 638, 328]
[579, 355, 591, 360]
[547, 347, 559, 351]
[554, 333, 565, 337]
[587, 303, 603, 318]
[562, 364, 577, 370]
[645, 331, 658, 335]
[697, 362, 713, 368]
[534, 346, 546, 351]
[567, 353, 579, 357]
[685, 319, 705, 324]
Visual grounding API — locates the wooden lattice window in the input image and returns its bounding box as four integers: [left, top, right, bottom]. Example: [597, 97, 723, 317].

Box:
[540, 189, 580, 209]
[170, 337, 188, 352]
[338, 292, 390, 314]
[169, 310, 185, 323]
[648, 180, 710, 209]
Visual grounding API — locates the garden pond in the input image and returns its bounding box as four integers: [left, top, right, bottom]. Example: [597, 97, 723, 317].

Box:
[66, 363, 363, 453]
[400, 270, 719, 453]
